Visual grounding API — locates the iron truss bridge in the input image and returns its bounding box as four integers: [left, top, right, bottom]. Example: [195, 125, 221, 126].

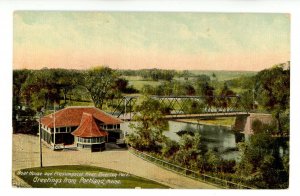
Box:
[109, 95, 249, 120]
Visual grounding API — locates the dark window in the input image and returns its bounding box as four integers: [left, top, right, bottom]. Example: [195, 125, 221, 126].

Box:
[71, 127, 77, 132]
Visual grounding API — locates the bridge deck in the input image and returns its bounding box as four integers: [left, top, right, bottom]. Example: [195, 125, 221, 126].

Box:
[118, 112, 249, 121]
[164, 112, 249, 119]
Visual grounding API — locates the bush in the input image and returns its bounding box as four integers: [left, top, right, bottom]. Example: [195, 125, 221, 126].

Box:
[251, 119, 277, 134]
[13, 108, 38, 135]
[161, 138, 179, 158]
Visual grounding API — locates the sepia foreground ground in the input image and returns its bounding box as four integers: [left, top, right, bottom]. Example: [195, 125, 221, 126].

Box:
[12, 134, 217, 189]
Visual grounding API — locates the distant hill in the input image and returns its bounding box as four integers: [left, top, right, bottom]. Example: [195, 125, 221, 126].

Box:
[188, 70, 257, 81]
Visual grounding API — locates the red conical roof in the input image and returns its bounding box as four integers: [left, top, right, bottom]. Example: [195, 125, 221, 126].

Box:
[41, 106, 122, 128]
[71, 112, 108, 138]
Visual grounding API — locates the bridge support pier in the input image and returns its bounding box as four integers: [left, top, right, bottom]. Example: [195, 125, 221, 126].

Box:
[233, 113, 273, 135]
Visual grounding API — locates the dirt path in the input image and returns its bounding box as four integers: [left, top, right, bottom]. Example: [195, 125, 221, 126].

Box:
[12, 134, 217, 189]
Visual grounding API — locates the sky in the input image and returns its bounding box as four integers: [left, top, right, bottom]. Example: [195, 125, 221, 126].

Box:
[13, 11, 290, 71]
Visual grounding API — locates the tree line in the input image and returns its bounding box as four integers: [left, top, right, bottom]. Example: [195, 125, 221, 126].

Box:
[126, 94, 289, 188]
[13, 64, 289, 137]
[13, 63, 290, 188]
[13, 67, 136, 134]
[126, 63, 289, 188]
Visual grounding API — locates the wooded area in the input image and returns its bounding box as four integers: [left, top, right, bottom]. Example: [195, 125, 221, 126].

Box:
[13, 63, 290, 189]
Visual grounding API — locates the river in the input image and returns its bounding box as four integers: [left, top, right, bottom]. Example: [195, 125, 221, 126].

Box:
[121, 120, 288, 161]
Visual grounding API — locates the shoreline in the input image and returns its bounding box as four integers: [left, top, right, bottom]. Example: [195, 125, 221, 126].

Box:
[173, 119, 233, 129]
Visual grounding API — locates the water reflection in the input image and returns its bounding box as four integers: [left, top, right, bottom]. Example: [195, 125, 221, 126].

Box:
[121, 120, 242, 160]
[121, 120, 288, 161]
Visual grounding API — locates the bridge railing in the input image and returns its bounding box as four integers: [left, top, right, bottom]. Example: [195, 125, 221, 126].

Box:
[110, 95, 250, 119]
[129, 147, 253, 189]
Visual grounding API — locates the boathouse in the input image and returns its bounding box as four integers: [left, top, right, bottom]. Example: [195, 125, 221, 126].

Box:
[39, 106, 123, 151]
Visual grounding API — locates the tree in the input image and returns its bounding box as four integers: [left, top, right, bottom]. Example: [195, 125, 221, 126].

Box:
[204, 149, 222, 173]
[159, 81, 173, 96]
[251, 119, 277, 135]
[211, 72, 218, 88]
[21, 69, 61, 111]
[255, 64, 290, 135]
[13, 69, 30, 132]
[83, 66, 117, 109]
[200, 82, 215, 111]
[13, 107, 38, 135]
[182, 70, 190, 81]
[111, 78, 138, 94]
[195, 75, 212, 96]
[182, 99, 205, 114]
[55, 69, 83, 105]
[114, 78, 128, 93]
[236, 133, 274, 175]
[141, 84, 156, 95]
[20, 69, 84, 110]
[149, 69, 160, 81]
[13, 69, 30, 107]
[212, 72, 217, 80]
[196, 74, 211, 84]
[218, 82, 236, 111]
[172, 81, 186, 95]
[127, 96, 169, 151]
[16, 69, 76, 133]
[240, 89, 255, 111]
[174, 132, 203, 170]
[282, 144, 289, 174]
[235, 132, 288, 188]
[161, 70, 176, 81]
[183, 84, 196, 96]
[220, 82, 235, 97]
[139, 69, 176, 81]
[161, 138, 180, 158]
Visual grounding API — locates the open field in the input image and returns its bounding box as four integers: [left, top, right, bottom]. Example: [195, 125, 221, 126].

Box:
[12, 134, 217, 189]
[187, 70, 256, 81]
[52, 71, 256, 106]
[124, 76, 161, 91]
[122, 71, 256, 92]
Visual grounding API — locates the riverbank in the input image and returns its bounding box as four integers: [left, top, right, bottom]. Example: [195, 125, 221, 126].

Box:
[128, 147, 251, 189]
[174, 117, 235, 128]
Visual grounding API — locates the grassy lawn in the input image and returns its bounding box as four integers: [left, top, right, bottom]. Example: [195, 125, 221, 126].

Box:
[127, 81, 161, 92]
[123, 76, 164, 91]
[16, 165, 169, 188]
[176, 117, 236, 127]
[188, 70, 256, 81]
